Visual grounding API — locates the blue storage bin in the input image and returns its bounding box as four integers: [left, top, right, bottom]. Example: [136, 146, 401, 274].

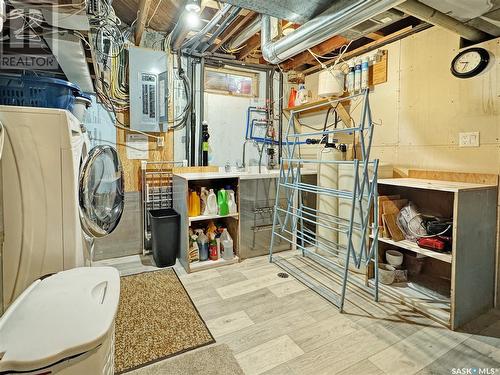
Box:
[0, 74, 81, 110]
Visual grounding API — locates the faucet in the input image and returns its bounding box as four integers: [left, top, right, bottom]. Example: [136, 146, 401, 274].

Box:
[239, 139, 258, 171]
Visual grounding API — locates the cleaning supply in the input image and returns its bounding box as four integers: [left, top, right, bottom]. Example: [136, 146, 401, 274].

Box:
[188, 190, 201, 217]
[220, 229, 234, 260]
[206, 189, 218, 215]
[200, 187, 209, 215]
[354, 59, 362, 93]
[208, 235, 218, 260]
[217, 189, 229, 216]
[225, 186, 237, 214]
[288, 87, 297, 108]
[201, 121, 210, 166]
[195, 229, 209, 261]
[295, 84, 308, 106]
[188, 230, 200, 263]
[346, 61, 355, 93]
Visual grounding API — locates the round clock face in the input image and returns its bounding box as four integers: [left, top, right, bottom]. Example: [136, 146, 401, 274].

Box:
[451, 48, 490, 78]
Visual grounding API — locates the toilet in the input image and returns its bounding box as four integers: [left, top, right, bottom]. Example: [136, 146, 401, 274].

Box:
[0, 267, 120, 375]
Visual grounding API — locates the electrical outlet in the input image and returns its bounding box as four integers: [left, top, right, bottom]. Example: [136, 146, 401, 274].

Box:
[157, 136, 165, 148]
[459, 132, 480, 147]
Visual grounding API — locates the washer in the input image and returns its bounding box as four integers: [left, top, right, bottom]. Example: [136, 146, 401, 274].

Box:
[0, 106, 122, 309]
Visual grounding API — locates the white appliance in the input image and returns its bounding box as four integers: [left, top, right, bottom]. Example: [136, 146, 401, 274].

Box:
[0, 266, 120, 375]
[0, 106, 123, 309]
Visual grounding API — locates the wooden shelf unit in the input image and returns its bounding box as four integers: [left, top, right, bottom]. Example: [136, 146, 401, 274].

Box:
[371, 178, 497, 330]
[173, 174, 241, 273]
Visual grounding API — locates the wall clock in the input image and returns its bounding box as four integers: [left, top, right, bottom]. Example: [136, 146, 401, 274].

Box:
[451, 47, 490, 78]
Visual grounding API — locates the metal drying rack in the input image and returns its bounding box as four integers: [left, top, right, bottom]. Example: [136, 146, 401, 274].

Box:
[141, 160, 186, 254]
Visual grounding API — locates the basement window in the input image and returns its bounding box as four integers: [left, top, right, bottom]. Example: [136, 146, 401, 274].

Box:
[204, 67, 259, 98]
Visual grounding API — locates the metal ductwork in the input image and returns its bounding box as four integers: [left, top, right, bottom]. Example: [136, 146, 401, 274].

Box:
[228, 15, 261, 50]
[260, 0, 405, 64]
[395, 0, 489, 42]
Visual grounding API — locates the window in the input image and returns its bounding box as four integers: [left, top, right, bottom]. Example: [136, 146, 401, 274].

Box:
[204, 67, 259, 98]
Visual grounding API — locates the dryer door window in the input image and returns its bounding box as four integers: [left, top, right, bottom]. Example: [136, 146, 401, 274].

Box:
[79, 145, 125, 238]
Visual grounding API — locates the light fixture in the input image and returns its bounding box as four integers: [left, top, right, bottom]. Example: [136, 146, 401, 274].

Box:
[186, 10, 200, 28]
[185, 0, 201, 13]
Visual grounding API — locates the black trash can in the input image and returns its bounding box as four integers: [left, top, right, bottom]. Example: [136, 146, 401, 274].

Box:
[149, 208, 180, 267]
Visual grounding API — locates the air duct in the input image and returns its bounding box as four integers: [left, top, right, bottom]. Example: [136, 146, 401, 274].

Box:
[228, 15, 261, 50]
[261, 0, 405, 64]
[395, 0, 488, 42]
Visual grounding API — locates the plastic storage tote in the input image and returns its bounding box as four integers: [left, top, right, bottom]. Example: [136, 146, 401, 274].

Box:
[149, 208, 180, 267]
[0, 73, 81, 110]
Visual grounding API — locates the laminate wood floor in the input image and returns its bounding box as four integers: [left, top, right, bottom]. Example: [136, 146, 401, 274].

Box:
[97, 252, 500, 375]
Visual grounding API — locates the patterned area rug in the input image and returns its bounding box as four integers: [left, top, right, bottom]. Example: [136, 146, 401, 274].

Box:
[114, 269, 215, 374]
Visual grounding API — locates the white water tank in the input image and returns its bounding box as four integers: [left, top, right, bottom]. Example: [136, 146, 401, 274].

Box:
[318, 69, 345, 98]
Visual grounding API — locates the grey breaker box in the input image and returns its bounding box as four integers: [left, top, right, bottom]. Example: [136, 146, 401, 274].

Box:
[129, 46, 168, 132]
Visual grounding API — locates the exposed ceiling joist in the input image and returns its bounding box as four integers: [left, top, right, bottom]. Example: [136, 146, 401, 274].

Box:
[237, 33, 261, 59]
[281, 35, 349, 71]
[135, 0, 154, 45]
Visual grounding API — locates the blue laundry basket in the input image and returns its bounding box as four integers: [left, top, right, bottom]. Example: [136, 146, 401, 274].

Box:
[0, 74, 82, 110]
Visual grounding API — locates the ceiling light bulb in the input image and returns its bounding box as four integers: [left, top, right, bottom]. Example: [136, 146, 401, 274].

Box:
[185, 0, 201, 13]
[186, 11, 200, 28]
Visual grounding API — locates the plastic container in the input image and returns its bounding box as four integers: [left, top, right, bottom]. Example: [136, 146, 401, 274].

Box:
[288, 87, 297, 108]
[149, 208, 180, 267]
[200, 187, 209, 215]
[206, 189, 218, 215]
[318, 68, 345, 97]
[227, 188, 237, 214]
[346, 61, 355, 93]
[354, 60, 362, 93]
[220, 229, 234, 260]
[385, 249, 403, 267]
[0, 73, 81, 110]
[361, 57, 369, 90]
[217, 189, 229, 216]
[71, 92, 92, 121]
[295, 84, 308, 106]
[188, 190, 201, 217]
[378, 263, 396, 285]
[195, 229, 209, 261]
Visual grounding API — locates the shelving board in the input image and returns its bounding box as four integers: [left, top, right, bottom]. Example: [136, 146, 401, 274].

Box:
[372, 235, 452, 263]
[189, 213, 239, 223]
[369, 278, 451, 327]
[189, 256, 239, 272]
[378, 178, 497, 192]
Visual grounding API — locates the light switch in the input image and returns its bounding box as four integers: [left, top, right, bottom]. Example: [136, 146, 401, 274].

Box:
[459, 132, 480, 147]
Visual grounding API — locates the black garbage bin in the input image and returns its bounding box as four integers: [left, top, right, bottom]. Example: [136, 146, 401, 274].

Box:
[149, 208, 180, 267]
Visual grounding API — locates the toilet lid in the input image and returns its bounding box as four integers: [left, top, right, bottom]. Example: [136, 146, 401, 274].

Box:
[0, 267, 120, 373]
[79, 145, 124, 238]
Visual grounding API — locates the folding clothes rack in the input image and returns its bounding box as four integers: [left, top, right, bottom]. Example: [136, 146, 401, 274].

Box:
[269, 89, 380, 311]
[141, 160, 185, 254]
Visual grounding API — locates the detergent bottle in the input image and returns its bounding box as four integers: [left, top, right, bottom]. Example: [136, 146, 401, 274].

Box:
[295, 84, 308, 106]
[188, 190, 201, 217]
[200, 187, 209, 215]
[225, 186, 237, 214]
[217, 189, 229, 216]
[206, 189, 218, 215]
[288, 87, 297, 108]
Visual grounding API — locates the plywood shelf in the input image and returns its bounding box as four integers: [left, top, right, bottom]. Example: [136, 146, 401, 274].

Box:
[372, 235, 452, 264]
[378, 178, 497, 192]
[189, 256, 239, 272]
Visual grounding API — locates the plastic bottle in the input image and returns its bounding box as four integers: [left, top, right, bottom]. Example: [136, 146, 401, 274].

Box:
[209, 237, 218, 260]
[361, 57, 369, 90]
[288, 87, 297, 108]
[225, 186, 237, 214]
[346, 61, 355, 94]
[354, 59, 362, 93]
[220, 229, 234, 260]
[200, 187, 209, 215]
[195, 229, 209, 261]
[206, 189, 218, 215]
[188, 190, 201, 217]
[295, 84, 308, 106]
[217, 189, 229, 216]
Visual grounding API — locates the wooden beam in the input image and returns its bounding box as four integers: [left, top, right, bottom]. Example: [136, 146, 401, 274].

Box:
[367, 31, 384, 40]
[209, 11, 257, 53]
[281, 35, 349, 71]
[135, 0, 153, 46]
[237, 33, 261, 60]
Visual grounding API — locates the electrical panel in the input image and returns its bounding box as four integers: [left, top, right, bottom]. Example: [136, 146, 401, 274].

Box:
[129, 46, 168, 132]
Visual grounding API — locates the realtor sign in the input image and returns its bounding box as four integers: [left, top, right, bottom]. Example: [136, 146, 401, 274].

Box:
[0, 54, 59, 70]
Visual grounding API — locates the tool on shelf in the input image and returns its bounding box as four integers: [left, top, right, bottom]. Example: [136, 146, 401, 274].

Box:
[269, 89, 380, 311]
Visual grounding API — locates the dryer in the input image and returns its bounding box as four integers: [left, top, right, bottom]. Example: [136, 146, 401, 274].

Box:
[0, 106, 123, 309]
